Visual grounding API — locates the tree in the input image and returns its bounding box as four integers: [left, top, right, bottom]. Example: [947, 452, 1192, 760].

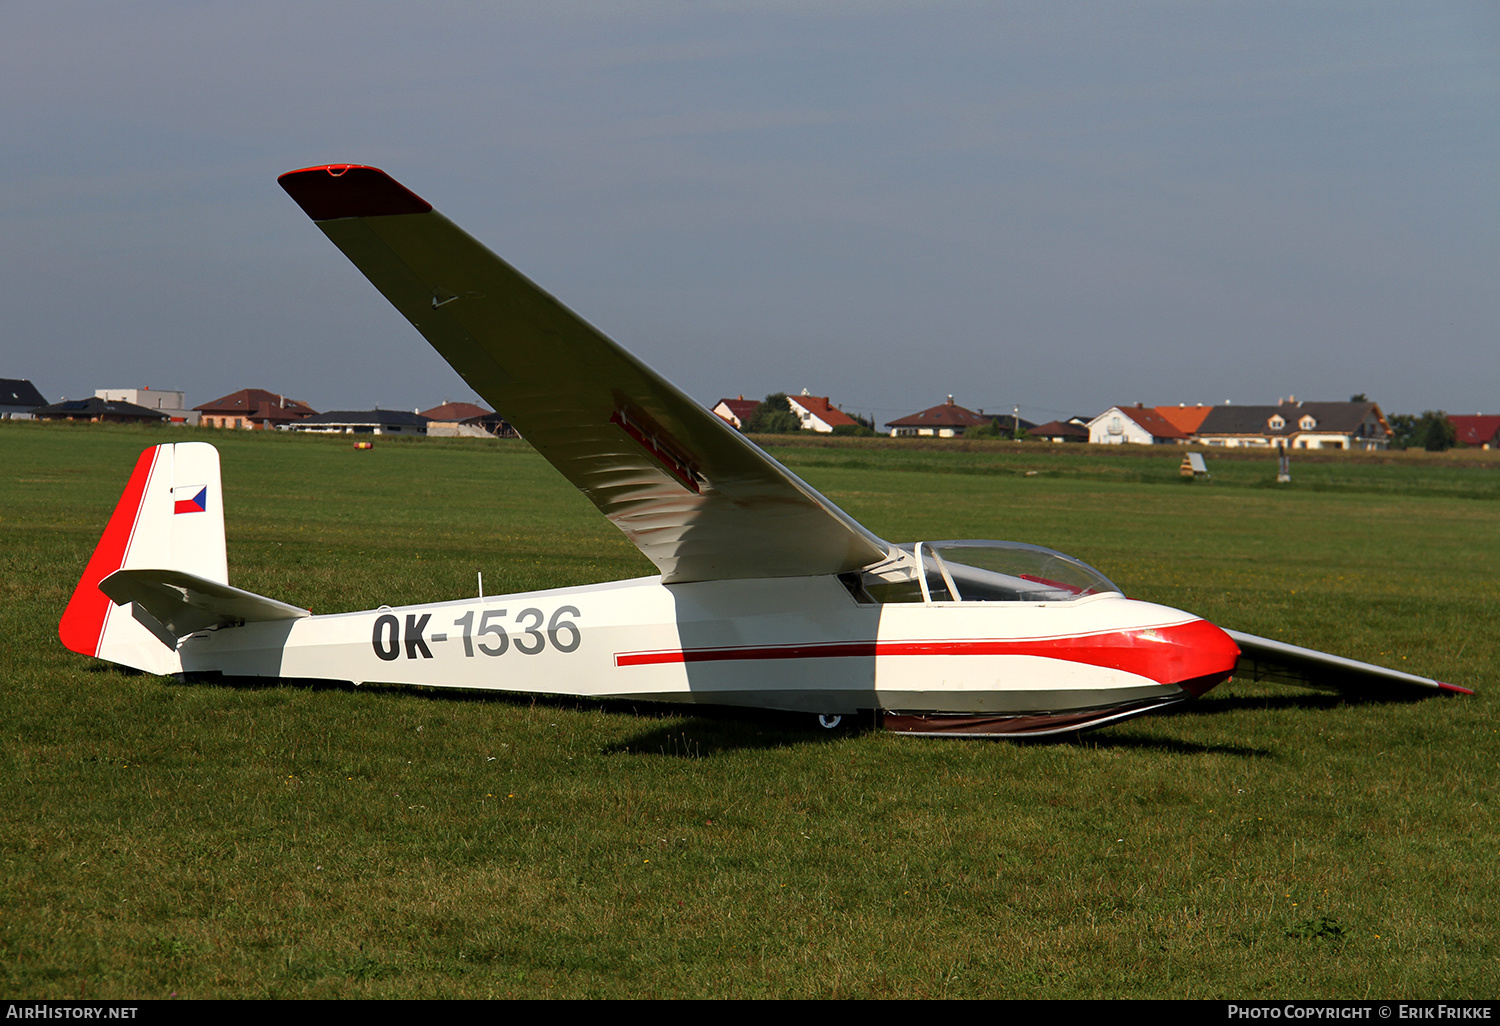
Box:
[965, 417, 1027, 441]
[742, 393, 801, 434]
[1388, 411, 1455, 451]
[1416, 410, 1456, 452]
[1387, 413, 1418, 450]
[831, 411, 875, 437]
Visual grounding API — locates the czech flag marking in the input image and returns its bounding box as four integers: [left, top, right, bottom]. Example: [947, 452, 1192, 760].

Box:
[173, 486, 208, 515]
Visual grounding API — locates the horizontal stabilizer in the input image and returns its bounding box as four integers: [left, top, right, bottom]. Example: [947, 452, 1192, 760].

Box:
[99, 568, 310, 648]
[1226, 630, 1473, 696]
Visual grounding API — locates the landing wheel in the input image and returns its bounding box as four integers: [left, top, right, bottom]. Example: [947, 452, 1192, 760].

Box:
[816, 714, 843, 730]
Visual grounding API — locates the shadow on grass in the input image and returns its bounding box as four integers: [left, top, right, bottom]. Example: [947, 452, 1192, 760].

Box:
[172, 671, 855, 754]
[164, 670, 1446, 761]
[1052, 731, 1271, 758]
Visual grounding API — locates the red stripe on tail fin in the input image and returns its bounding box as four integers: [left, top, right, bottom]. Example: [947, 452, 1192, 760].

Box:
[58, 446, 160, 657]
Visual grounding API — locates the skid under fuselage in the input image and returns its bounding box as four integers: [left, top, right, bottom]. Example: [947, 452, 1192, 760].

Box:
[177, 574, 1237, 718]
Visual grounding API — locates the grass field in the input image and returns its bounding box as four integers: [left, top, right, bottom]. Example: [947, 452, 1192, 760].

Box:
[3, 421, 1496, 998]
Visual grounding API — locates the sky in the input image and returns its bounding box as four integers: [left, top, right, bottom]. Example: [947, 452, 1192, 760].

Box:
[3, 2, 1496, 426]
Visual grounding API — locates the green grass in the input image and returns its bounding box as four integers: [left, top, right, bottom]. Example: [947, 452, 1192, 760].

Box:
[2, 421, 1496, 998]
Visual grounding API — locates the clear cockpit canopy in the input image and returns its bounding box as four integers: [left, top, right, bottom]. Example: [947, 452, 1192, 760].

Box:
[855, 540, 1122, 604]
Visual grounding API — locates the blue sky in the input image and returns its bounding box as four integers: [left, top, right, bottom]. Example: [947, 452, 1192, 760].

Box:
[3, 2, 1496, 424]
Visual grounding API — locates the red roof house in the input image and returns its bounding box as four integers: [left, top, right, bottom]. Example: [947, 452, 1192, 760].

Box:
[420, 401, 490, 422]
[1449, 415, 1500, 449]
[787, 393, 858, 433]
[195, 389, 317, 430]
[712, 397, 761, 430]
[885, 396, 992, 438]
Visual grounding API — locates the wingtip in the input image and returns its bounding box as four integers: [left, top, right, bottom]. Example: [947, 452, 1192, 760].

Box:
[277, 164, 433, 220]
[1437, 681, 1476, 696]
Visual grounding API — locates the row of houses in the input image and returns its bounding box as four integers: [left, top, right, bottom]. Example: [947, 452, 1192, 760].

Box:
[1089, 399, 1391, 450]
[709, 391, 1500, 452]
[10, 376, 1500, 452]
[1, 381, 517, 437]
[714, 392, 1036, 438]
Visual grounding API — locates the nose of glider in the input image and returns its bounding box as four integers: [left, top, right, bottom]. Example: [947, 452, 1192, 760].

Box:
[1162, 618, 1240, 697]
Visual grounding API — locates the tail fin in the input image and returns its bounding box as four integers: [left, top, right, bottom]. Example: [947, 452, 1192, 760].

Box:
[60, 442, 228, 674]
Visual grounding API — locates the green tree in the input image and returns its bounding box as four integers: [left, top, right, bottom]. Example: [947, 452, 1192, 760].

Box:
[1388, 411, 1456, 451]
[965, 417, 1027, 440]
[1387, 413, 1418, 450]
[1416, 410, 1456, 452]
[743, 393, 801, 434]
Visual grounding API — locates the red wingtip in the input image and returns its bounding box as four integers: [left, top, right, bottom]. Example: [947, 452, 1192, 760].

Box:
[277, 164, 432, 221]
[1437, 681, 1476, 696]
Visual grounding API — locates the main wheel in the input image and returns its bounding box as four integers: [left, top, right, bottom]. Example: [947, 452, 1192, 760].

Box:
[816, 714, 843, 730]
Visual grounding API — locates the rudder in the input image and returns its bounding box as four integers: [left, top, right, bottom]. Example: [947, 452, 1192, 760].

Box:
[59, 442, 227, 673]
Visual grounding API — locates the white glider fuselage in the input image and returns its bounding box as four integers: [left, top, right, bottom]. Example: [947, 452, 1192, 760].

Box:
[176, 574, 1229, 722]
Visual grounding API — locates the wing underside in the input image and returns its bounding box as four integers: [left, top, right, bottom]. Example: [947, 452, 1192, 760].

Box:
[278, 164, 888, 584]
[1226, 629, 1472, 697]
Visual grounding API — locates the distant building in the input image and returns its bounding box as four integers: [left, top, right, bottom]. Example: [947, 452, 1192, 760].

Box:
[95, 388, 196, 425]
[1448, 415, 1500, 450]
[1152, 405, 1215, 436]
[32, 397, 168, 425]
[1194, 400, 1389, 450]
[195, 389, 317, 430]
[786, 391, 859, 433]
[0, 378, 47, 419]
[711, 397, 760, 430]
[1028, 419, 1089, 443]
[885, 396, 991, 438]
[462, 411, 519, 438]
[287, 410, 429, 435]
[420, 401, 494, 438]
[1087, 406, 1191, 445]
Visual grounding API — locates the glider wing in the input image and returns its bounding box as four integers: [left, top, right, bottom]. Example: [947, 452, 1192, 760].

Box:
[278, 165, 889, 584]
[1226, 629, 1472, 697]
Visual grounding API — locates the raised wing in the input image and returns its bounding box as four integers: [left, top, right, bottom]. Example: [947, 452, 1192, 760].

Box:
[1226, 629, 1473, 697]
[278, 164, 888, 584]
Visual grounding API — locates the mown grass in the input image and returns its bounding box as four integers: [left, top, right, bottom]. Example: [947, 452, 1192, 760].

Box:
[2, 421, 1496, 998]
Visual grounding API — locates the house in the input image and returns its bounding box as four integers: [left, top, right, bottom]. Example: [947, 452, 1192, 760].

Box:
[32, 397, 168, 425]
[1028, 419, 1089, 443]
[1194, 399, 1389, 450]
[461, 411, 519, 438]
[0, 378, 48, 419]
[1087, 405, 1191, 445]
[420, 401, 494, 438]
[95, 388, 196, 425]
[287, 410, 430, 435]
[711, 396, 760, 430]
[1152, 405, 1215, 436]
[786, 391, 859, 433]
[1448, 415, 1500, 450]
[195, 389, 318, 430]
[885, 396, 992, 438]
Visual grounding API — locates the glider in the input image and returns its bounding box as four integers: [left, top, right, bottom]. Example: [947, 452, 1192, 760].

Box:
[57, 165, 1472, 737]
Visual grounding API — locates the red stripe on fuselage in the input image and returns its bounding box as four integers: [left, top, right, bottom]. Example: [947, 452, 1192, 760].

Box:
[615, 618, 1239, 689]
[59, 446, 160, 657]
